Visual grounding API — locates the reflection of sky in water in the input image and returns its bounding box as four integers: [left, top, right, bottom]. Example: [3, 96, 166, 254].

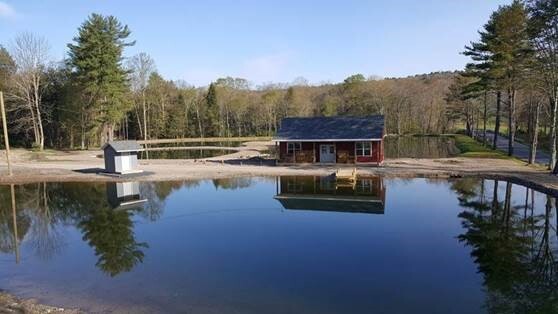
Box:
[0, 177, 555, 313]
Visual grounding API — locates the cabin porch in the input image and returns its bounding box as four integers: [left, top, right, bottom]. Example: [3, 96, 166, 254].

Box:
[276, 140, 384, 165]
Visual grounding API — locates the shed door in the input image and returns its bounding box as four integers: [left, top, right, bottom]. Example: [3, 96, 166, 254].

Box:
[320, 144, 336, 163]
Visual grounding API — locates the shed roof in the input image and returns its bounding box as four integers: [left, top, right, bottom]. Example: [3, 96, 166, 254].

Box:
[274, 195, 384, 214]
[274, 115, 384, 141]
[102, 141, 143, 153]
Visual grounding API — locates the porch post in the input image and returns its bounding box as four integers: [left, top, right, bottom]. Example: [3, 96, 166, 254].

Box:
[313, 142, 316, 163]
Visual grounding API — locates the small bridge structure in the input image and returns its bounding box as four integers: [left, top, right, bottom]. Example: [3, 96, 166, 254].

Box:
[334, 168, 357, 188]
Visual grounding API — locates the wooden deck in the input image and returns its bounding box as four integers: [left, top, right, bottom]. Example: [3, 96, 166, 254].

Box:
[333, 168, 357, 182]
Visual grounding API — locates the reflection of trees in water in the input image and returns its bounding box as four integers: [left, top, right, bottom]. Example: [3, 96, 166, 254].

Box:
[0, 186, 30, 253]
[138, 180, 195, 221]
[0, 184, 60, 258]
[50, 182, 149, 277]
[453, 179, 558, 313]
[25, 184, 67, 260]
[139, 182, 167, 221]
[78, 206, 148, 277]
[0, 180, 216, 275]
[212, 177, 253, 190]
[0, 182, 156, 276]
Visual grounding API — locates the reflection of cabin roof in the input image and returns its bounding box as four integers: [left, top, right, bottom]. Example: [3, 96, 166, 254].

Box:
[274, 194, 384, 214]
[102, 141, 143, 153]
[274, 115, 384, 141]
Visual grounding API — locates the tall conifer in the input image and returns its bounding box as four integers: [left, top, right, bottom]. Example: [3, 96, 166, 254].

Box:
[67, 13, 134, 145]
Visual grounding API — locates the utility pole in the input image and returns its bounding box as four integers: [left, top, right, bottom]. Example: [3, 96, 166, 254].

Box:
[0, 91, 12, 176]
[11, 184, 19, 264]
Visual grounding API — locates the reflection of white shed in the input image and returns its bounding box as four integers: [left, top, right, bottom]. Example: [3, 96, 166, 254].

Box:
[102, 141, 143, 175]
[106, 182, 146, 209]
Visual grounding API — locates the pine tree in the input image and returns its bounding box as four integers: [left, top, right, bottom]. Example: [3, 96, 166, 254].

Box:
[204, 83, 219, 137]
[464, 1, 531, 156]
[464, 5, 504, 150]
[0, 46, 14, 147]
[67, 13, 135, 146]
[0, 46, 14, 92]
[492, 1, 532, 157]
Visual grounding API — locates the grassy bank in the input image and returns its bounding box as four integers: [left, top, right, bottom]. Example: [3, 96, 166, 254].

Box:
[451, 134, 513, 159]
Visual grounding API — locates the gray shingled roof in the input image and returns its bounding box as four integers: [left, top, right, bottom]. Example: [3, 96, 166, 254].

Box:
[102, 140, 143, 152]
[274, 195, 384, 214]
[274, 115, 384, 141]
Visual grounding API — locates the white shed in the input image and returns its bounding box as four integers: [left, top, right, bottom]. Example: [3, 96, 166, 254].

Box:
[102, 141, 143, 175]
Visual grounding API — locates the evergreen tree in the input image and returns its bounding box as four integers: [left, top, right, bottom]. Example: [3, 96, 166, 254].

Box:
[0, 46, 14, 147]
[493, 1, 532, 156]
[67, 13, 134, 146]
[464, 1, 531, 156]
[204, 83, 220, 137]
[464, 5, 504, 150]
[0, 45, 14, 92]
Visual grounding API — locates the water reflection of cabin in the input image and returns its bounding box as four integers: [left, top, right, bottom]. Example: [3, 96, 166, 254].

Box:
[274, 176, 385, 214]
[106, 182, 147, 210]
[274, 116, 385, 165]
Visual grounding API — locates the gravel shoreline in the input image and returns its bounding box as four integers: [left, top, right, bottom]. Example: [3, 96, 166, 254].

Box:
[0, 147, 556, 195]
[0, 292, 81, 313]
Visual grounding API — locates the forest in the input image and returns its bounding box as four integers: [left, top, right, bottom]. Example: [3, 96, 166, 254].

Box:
[0, 1, 557, 169]
[0, 19, 455, 150]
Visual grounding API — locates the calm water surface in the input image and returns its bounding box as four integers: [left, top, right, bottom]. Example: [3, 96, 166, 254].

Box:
[0, 177, 556, 313]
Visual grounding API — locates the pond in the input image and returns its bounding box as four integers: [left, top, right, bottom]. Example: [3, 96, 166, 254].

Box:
[138, 148, 237, 159]
[0, 176, 556, 313]
[384, 135, 459, 158]
[145, 141, 243, 148]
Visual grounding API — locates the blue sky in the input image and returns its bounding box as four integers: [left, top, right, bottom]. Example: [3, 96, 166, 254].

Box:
[0, 0, 510, 87]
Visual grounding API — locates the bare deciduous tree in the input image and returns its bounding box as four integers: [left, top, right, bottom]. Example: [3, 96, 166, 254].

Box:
[9, 32, 50, 150]
[128, 52, 155, 157]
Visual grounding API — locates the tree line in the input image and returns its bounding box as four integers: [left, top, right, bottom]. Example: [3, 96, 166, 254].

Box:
[450, 0, 558, 173]
[0, 13, 457, 151]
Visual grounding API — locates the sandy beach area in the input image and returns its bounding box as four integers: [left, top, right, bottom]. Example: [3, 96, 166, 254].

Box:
[0, 142, 556, 196]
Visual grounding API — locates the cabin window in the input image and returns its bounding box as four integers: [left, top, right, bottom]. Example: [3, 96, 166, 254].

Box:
[287, 142, 302, 154]
[356, 179, 372, 193]
[287, 179, 304, 192]
[356, 142, 371, 156]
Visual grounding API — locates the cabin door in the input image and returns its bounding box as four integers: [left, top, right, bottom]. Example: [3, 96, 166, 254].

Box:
[320, 144, 336, 163]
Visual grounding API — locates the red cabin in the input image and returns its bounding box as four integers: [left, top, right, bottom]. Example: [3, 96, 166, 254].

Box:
[274, 115, 385, 165]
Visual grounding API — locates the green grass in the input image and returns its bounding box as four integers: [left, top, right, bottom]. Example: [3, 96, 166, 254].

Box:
[451, 134, 515, 159]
